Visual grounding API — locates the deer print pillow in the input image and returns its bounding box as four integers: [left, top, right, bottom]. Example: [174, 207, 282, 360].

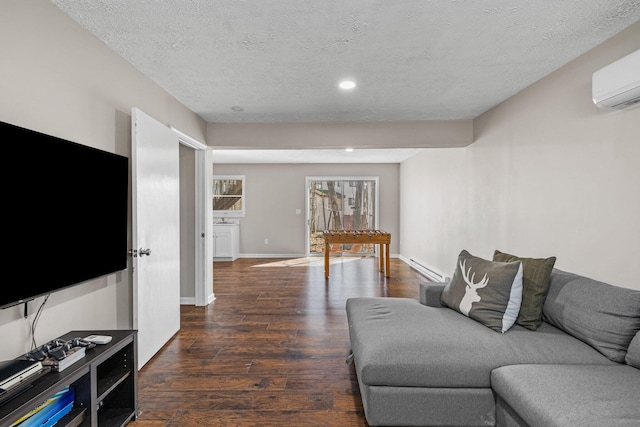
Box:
[441, 250, 523, 333]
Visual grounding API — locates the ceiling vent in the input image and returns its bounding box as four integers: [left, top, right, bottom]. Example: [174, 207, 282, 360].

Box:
[592, 49, 640, 110]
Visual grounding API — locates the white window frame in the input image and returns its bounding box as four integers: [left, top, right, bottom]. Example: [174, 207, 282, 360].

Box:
[213, 175, 246, 217]
[305, 175, 380, 256]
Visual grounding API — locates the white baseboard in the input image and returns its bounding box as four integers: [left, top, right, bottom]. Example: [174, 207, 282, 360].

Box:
[180, 297, 196, 305]
[398, 255, 446, 282]
[182, 294, 216, 306]
[181, 294, 216, 306]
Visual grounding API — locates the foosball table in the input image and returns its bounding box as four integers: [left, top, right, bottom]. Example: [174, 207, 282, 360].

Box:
[323, 230, 391, 278]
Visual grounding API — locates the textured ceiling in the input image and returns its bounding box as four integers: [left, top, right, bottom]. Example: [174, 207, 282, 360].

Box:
[50, 0, 640, 124]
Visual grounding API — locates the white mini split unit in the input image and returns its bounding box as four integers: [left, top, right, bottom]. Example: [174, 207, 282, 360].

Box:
[592, 49, 640, 110]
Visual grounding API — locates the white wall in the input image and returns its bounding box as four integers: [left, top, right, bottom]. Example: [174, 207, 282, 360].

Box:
[209, 121, 472, 149]
[212, 163, 400, 256]
[180, 146, 196, 300]
[0, 0, 206, 359]
[400, 22, 640, 289]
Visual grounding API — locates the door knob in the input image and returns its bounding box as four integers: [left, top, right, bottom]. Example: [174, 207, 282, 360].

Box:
[139, 248, 151, 257]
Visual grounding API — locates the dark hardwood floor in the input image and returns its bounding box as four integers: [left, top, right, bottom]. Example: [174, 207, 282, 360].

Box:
[131, 257, 426, 426]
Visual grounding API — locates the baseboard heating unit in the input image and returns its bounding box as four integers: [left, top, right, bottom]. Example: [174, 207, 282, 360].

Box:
[407, 258, 446, 282]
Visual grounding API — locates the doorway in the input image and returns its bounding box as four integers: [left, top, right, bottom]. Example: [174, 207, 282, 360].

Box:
[306, 176, 379, 256]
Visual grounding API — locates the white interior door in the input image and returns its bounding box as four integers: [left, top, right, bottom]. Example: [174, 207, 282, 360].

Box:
[132, 108, 181, 369]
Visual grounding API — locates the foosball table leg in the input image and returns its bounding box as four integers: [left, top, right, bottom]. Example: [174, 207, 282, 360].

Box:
[325, 241, 330, 278]
[385, 243, 390, 278]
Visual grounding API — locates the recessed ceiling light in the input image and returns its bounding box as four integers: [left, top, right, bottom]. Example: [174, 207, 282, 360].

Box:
[345, 147, 354, 152]
[339, 80, 356, 90]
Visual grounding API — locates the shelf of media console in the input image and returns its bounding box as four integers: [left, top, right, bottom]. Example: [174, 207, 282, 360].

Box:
[0, 330, 137, 427]
[97, 369, 131, 403]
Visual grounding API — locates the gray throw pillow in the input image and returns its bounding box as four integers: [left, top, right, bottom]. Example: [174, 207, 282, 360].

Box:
[441, 250, 523, 333]
[493, 250, 556, 331]
[625, 331, 640, 369]
[543, 269, 640, 363]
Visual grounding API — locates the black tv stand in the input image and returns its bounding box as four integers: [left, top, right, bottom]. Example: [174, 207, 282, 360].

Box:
[0, 330, 137, 427]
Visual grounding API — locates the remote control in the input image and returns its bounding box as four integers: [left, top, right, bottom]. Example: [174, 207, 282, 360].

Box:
[83, 335, 112, 345]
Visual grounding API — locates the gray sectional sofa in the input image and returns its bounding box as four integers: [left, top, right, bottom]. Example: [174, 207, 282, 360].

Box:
[346, 268, 640, 426]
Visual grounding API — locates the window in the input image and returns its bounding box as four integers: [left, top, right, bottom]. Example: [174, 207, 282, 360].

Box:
[307, 176, 379, 255]
[213, 175, 245, 217]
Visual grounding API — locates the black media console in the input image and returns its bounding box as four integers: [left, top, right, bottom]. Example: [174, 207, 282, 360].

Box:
[0, 330, 137, 427]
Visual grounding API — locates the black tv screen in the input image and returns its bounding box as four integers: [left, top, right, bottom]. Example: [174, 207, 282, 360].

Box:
[1, 121, 128, 309]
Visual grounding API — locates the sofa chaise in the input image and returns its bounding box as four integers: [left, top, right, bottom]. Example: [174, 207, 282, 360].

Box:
[346, 250, 640, 426]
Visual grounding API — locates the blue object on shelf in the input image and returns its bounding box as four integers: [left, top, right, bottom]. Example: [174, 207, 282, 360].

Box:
[12, 386, 74, 427]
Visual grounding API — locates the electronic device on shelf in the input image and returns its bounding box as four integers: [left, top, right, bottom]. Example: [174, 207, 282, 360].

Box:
[0, 360, 47, 406]
[0, 360, 43, 391]
[82, 335, 112, 345]
[41, 347, 86, 373]
[31, 338, 92, 373]
[26, 338, 96, 369]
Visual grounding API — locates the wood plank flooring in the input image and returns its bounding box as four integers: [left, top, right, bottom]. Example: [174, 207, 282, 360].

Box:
[131, 257, 426, 426]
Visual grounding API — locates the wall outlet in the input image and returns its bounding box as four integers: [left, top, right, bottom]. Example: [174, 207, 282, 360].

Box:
[264, 238, 269, 245]
[295, 209, 302, 215]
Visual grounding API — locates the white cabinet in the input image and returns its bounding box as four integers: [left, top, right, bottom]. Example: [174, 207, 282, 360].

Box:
[212, 223, 239, 261]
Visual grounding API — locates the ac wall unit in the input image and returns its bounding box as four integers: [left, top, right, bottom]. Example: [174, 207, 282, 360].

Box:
[592, 49, 640, 110]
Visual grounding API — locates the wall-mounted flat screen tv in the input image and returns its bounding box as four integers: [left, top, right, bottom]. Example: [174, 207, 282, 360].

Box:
[1, 121, 128, 310]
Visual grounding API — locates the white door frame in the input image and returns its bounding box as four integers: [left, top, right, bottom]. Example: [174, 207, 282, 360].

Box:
[171, 127, 214, 306]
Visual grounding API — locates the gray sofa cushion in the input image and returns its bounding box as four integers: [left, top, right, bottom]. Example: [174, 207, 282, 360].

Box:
[543, 269, 640, 363]
[361, 385, 496, 427]
[492, 364, 640, 427]
[346, 297, 611, 389]
[626, 331, 640, 368]
[419, 282, 446, 307]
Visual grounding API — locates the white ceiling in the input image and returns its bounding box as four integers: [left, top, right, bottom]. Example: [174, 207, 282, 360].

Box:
[50, 1, 640, 163]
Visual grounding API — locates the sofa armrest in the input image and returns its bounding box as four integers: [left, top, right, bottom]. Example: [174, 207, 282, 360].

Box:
[419, 282, 448, 307]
